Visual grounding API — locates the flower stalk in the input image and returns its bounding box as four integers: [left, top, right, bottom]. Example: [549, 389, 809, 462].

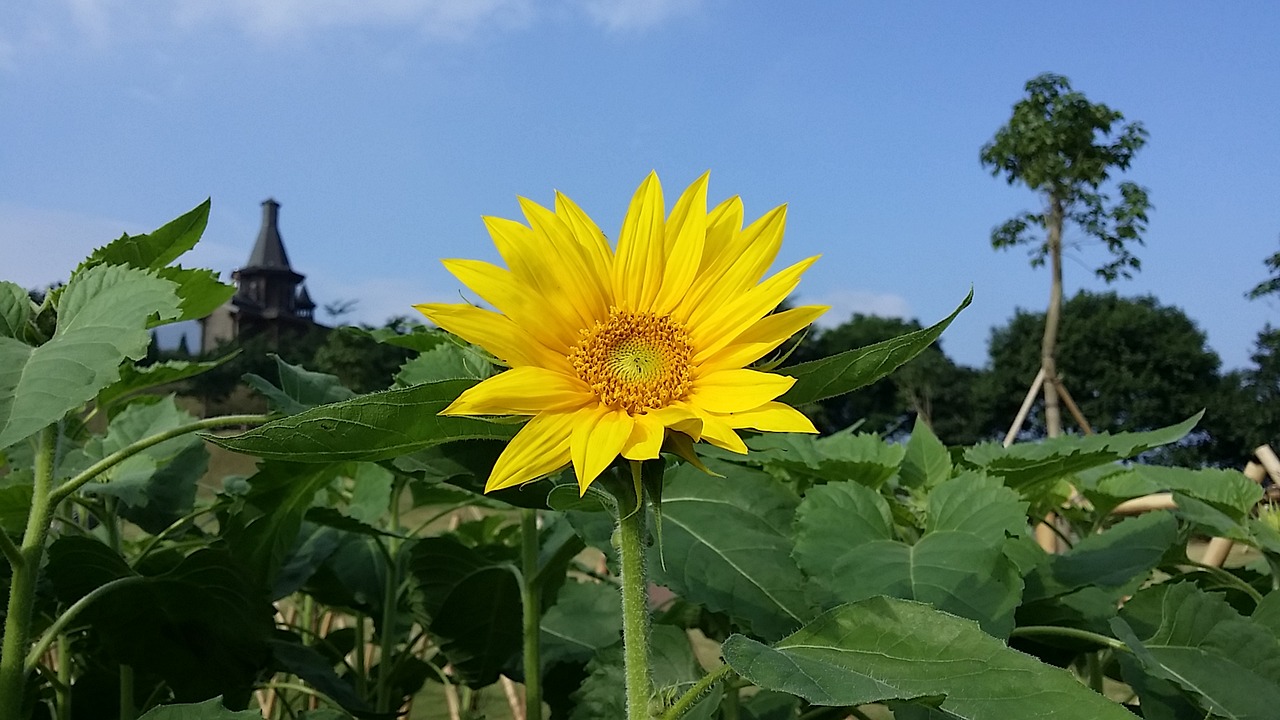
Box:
[521, 508, 543, 720]
[618, 463, 653, 720]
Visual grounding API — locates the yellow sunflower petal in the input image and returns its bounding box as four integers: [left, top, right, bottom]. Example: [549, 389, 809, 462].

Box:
[486, 412, 575, 492]
[520, 197, 611, 322]
[699, 196, 744, 274]
[723, 402, 818, 433]
[679, 205, 787, 326]
[614, 172, 665, 311]
[414, 303, 569, 372]
[688, 255, 820, 361]
[554, 190, 615, 296]
[692, 408, 747, 454]
[570, 407, 635, 494]
[621, 415, 665, 461]
[443, 367, 595, 416]
[653, 173, 708, 315]
[645, 404, 704, 440]
[698, 305, 829, 374]
[442, 259, 580, 350]
[689, 368, 795, 414]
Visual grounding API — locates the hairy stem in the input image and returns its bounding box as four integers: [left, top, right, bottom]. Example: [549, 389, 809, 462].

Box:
[521, 508, 543, 720]
[659, 665, 732, 720]
[1010, 625, 1129, 652]
[619, 463, 653, 720]
[0, 425, 59, 719]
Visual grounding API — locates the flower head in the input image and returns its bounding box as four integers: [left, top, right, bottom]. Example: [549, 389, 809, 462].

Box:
[415, 172, 826, 494]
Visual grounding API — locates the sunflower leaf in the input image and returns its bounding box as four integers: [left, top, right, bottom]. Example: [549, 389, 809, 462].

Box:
[779, 289, 971, 405]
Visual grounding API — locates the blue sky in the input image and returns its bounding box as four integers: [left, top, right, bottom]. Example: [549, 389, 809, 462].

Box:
[2, 1, 1278, 370]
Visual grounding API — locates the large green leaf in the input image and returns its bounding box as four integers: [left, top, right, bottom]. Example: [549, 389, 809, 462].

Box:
[267, 632, 382, 718]
[962, 413, 1201, 492]
[779, 290, 971, 405]
[0, 281, 33, 340]
[394, 341, 493, 387]
[752, 431, 905, 489]
[723, 596, 1132, 719]
[97, 352, 240, 409]
[1114, 582, 1280, 720]
[206, 379, 516, 462]
[794, 473, 1026, 637]
[649, 462, 815, 640]
[0, 264, 180, 451]
[80, 199, 210, 271]
[244, 355, 356, 414]
[900, 415, 951, 490]
[154, 265, 236, 324]
[1024, 512, 1179, 602]
[541, 579, 622, 667]
[73, 396, 208, 533]
[137, 698, 261, 720]
[71, 547, 274, 704]
[1085, 465, 1262, 520]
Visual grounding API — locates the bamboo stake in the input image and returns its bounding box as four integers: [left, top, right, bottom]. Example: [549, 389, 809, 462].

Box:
[1201, 462, 1268, 568]
[1111, 493, 1177, 515]
[501, 677, 525, 720]
[1054, 380, 1094, 435]
[1003, 367, 1046, 447]
[1255, 445, 1280, 484]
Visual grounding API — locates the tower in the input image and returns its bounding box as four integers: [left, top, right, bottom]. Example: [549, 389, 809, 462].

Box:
[199, 199, 319, 351]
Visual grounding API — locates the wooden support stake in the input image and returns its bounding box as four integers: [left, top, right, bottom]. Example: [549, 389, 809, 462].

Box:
[1201, 462, 1268, 568]
[1255, 445, 1280, 484]
[1111, 493, 1177, 515]
[1004, 367, 1046, 448]
[1054, 380, 1094, 435]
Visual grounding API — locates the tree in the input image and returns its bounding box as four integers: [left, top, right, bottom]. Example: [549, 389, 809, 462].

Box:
[1247, 235, 1280, 300]
[982, 291, 1222, 459]
[792, 314, 984, 443]
[981, 73, 1151, 438]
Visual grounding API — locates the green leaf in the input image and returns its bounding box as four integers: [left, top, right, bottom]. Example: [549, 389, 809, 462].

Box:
[754, 431, 905, 489]
[155, 265, 235, 324]
[267, 633, 380, 717]
[723, 596, 1133, 718]
[541, 579, 622, 667]
[0, 264, 180, 451]
[0, 281, 33, 340]
[1025, 512, 1179, 602]
[73, 396, 207, 533]
[137, 698, 261, 720]
[1087, 465, 1262, 520]
[900, 416, 951, 489]
[97, 352, 240, 409]
[779, 290, 971, 405]
[394, 342, 493, 386]
[408, 537, 521, 687]
[80, 199, 210, 271]
[648, 462, 815, 640]
[1114, 582, 1280, 720]
[206, 379, 516, 462]
[794, 474, 1026, 637]
[46, 536, 135, 602]
[72, 548, 274, 704]
[244, 354, 356, 415]
[349, 324, 448, 352]
[0, 474, 32, 535]
[963, 413, 1202, 492]
[569, 626, 717, 720]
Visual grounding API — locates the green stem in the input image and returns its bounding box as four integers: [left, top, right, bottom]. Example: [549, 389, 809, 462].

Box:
[119, 664, 135, 720]
[0, 526, 21, 568]
[721, 677, 739, 720]
[1186, 561, 1265, 605]
[375, 477, 406, 712]
[659, 665, 732, 720]
[0, 425, 59, 719]
[520, 508, 542, 720]
[26, 576, 149, 671]
[49, 414, 270, 507]
[618, 462, 652, 720]
[1010, 626, 1130, 652]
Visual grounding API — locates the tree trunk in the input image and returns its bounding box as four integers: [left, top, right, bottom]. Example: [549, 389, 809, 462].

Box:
[1041, 196, 1065, 438]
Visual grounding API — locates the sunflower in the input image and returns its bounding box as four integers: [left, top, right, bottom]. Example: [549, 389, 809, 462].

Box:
[415, 172, 827, 494]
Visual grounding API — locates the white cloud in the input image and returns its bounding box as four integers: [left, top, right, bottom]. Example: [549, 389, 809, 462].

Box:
[169, 0, 536, 41]
[804, 288, 912, 329]
[0, 203, 132, 290]
[578, 0, 702, 31]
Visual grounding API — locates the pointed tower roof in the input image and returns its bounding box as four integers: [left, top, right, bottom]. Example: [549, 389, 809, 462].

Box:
[296, 284, 316, 310]
[244, 198, 294, 271]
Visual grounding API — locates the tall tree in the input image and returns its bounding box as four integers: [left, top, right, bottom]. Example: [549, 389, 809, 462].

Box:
[983, 291, 1223, 459]
[981, 73, 1151, 437]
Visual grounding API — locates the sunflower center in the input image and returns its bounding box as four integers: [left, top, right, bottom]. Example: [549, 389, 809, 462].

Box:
[569, 308, 693, 414]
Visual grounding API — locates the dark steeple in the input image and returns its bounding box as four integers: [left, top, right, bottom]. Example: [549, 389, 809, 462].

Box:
[244, 198, 293, 270]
